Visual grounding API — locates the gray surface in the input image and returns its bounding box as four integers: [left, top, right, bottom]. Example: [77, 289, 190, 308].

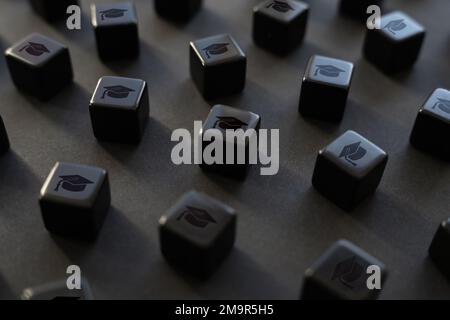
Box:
[0, 0, 449, 300]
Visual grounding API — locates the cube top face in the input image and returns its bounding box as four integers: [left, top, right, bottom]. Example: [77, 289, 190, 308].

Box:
[379, 11, 425, 41]
[91, 76, 146, 110]
[190, 34, 245, 67]
[21, 279, 93, 300]
[321, 130, 387, 179]
[202, 105, 261, 133]
[420, 88, 450, 124]
[5, 33, 66, 68]
[40, 162, 107, 208]
[91, 2, 137, 27]
[304, 55, 354, 89]
[306, 240, 385, 300]
[254, 0, 309, 23]
[159, 191, 236, 248]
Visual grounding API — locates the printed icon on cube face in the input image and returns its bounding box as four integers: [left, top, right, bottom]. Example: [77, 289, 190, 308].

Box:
[100, 8, 128, 20]
[213, 116, 248, 130]
[266, 0, 294, 13]
[339, 142, 367, 166]
[54, 175, 94, 192]
[383, 19, 407, 35]
[432, 98, 450, 114]
[314, 65, 345, 78]
[202, 43, 230, 59]
[331, 256, 365, 289]
[101, 85, 135, 99]
[177, 206, 217, 228]
[19, 42, 50, 57]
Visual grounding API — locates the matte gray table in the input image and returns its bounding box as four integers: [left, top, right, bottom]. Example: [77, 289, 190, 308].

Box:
[0, 0, 449, 299]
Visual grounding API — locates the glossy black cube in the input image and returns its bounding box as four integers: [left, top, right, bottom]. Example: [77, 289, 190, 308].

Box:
[301, 240, 387, 300]
[5, 33, 73, 101]
[39, 162, 111, 241]
[190, 34, 246, 100]
[253, 0, 309, 55]
[155, 0, 202, 22]
[199, 104, 261, 177]
[21, 278, 93, 300]
[91, 2, 139, 60]
[299, 55, 354, 122]
[0, 116, 10, 155]
[429, 218, 450, 279]
[339, 0, 383, 21]
[30, 0, 79, 21]
[363, 11, 425, 74]
[410, 88, 450, 160]
[159, 190, 236, 278]
[89, 76, 149, 144]
[312, 130, 388, 211]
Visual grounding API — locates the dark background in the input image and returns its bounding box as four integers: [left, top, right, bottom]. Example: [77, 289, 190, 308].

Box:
[0, 0, 449, 299]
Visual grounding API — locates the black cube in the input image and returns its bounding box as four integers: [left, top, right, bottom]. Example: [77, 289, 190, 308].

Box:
[190, 34, 246, 100]
[159, 190, 236, 278]
[21, 278, 93, 300]
[0, 115, 10, 155]
[301, 240, 387, 300]
[30, 0, 79, 22]
[339, 0, 383, 21]
[410, 88, 450, 160]
[299, 55, 354, 122]
[155, 0, 202, 22]
[429, 218, 450, 279]
[5, 33, 73, 101]
[312, 130, 388, 211]
[363, 11, 425, 74]
[91, 2, 139, 60]
[39, 162, 111, 240]
[89, 76, 149, 144]
[253, 0, 309, 55]
[199, 104, 261, 177]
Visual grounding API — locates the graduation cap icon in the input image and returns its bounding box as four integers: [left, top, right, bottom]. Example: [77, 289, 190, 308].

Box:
[213, 116, 248, 130]
[19, 42, 50, 57]
[202, 43, 230, 59]
[266, 0, 294, 13]
[54, 175, 94, 192]
[432, 98, 450, 114]
[383, 19, 407, 35]
[100, 8, 128, 20]
[339, 141, 367, 166]
[101, 85, 135, 99]
[314, 65, 346, 78]
[331, 256, 365, 289]
[177, 206, 217, 228]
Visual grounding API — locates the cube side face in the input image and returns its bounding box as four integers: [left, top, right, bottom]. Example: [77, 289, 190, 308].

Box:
[39, 199, 98, 240]
[94, 24, 139, 60]
[429, 220, 450, 278]
[0, 116, 10, 155]
[89, 106, 143, 143]
[203, 58, 246, 100]
[155, 0, 202, 21]
[312, 153, 359, 211]
[299, 80, 348, 121]
[190, 44, 206, 97]
[410, 111, 450, 160]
